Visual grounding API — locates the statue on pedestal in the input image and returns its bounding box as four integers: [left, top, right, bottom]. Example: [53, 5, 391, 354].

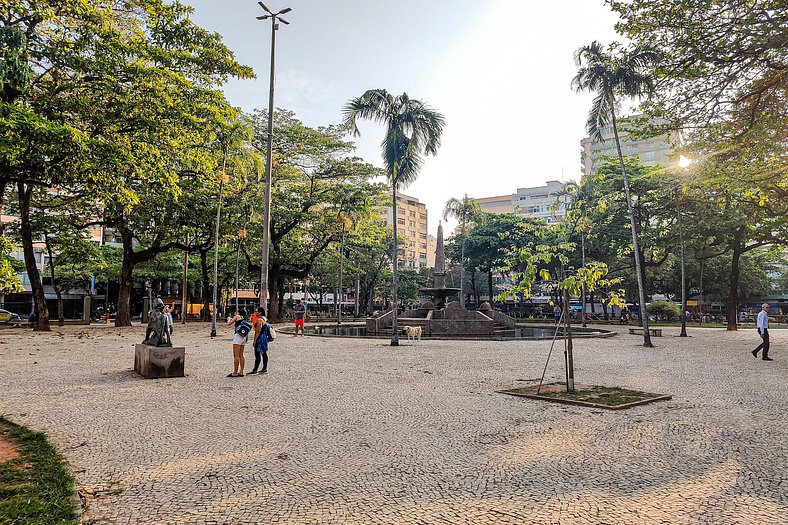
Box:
[143, 298, 172, 347]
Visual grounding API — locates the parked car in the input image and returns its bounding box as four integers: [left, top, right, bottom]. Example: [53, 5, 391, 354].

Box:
[0, 309, 22, 323]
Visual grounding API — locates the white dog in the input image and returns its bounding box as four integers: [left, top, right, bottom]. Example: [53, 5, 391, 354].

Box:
[403, 325, 422, 341]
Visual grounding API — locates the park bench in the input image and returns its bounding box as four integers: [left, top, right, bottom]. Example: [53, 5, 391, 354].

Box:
[628, 327, 662, 337]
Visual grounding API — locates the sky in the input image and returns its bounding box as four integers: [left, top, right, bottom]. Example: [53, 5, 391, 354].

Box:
[182, 0, 622, 235]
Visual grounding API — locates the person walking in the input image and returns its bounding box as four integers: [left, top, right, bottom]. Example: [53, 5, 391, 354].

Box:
[293, 299, 306, 336]
[226, 308, 251, 377]
[752, 303, 772, 361]
[248, 307, 269, 375]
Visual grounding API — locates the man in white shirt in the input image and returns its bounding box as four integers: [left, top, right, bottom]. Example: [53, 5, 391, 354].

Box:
[752, 303, 772, 361]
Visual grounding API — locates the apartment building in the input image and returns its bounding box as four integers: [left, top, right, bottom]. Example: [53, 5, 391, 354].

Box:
[381, 192, 430, 270]
[474, 180, 568, 225]
[580, 115, 678, 177]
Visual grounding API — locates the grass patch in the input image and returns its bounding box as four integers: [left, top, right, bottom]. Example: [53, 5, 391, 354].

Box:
[500, 383, 671, 410]
[0, 417, 79, 525]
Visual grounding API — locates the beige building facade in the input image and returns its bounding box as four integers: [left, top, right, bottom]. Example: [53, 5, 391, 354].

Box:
[382, 192, 430, 270]
[474, 180, 568, 225]
[580, 116, 678, 177]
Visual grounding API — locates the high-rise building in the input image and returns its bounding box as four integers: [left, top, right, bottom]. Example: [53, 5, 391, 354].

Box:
[474, 180, 568, 225]
[381, 192, 430, 270]
[580, 115, 678, 177]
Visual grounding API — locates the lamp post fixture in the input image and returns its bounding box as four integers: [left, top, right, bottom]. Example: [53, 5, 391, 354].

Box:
[256, 2, 291, 312]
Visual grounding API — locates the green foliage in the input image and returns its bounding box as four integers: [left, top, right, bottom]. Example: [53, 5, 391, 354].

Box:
[647, 300, 680, 321]
[510, 241, 625, 309]
[0, 237, 22, 295]
[397, 268, 430, 305]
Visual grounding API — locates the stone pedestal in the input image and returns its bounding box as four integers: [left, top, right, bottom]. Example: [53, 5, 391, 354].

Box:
[134, 344, 185, 378]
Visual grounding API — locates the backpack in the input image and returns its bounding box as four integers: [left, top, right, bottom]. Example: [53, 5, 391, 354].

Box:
[235, 320, 252, 337]
[267, 324, 276, 342]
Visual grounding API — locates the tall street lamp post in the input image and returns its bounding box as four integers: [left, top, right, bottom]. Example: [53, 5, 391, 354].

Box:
[677, 155, 692, 337]
[256, 2, 291, 313]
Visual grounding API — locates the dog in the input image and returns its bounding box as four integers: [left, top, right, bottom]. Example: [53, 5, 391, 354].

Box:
[403, 325, 422, 341]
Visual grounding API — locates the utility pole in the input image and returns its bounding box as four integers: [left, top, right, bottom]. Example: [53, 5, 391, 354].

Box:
[256, 2, 291, 313]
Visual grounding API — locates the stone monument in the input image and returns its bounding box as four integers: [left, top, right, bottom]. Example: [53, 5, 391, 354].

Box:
[135, 298, 185, 378]
[418, 222, 461, 308]
[366, 222, 517, 337]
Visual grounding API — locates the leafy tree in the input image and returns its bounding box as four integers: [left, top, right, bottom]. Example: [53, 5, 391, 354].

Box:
[506, 236, 624, 392]
[611, 0, 788, 139]
[448, 212, 545, 305]
[343, 90, 445, 345]
[573, 40, 662, 347]
[244, 109, 385, 320]
[1, 1, 252, 330]
[610, 1, 788, 331]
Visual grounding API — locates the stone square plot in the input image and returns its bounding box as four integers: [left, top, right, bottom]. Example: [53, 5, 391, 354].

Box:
[499, 382, 672, 410]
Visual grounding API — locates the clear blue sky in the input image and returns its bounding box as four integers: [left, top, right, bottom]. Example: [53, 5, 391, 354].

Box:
[182, 0, 621, 234]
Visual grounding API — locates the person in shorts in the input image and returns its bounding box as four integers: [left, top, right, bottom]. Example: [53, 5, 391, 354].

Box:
[293, 299, 306, 336]
[225, 308, 249, 377]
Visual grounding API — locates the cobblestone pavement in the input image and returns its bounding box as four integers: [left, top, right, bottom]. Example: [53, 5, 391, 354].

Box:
[0, 322, 786, 524]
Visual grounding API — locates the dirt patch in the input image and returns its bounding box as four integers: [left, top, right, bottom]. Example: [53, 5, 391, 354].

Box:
[0, 432, 20, 462]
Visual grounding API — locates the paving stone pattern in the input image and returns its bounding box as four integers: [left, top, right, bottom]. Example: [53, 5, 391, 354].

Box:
[0, 323, 786, 524]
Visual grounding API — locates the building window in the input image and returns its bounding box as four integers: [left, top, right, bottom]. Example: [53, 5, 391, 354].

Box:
[397, 218, 405, 225]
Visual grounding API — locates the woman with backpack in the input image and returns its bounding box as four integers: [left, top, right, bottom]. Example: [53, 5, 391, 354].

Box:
[226, 308, 251, 377]
[248, 307, 271, 375]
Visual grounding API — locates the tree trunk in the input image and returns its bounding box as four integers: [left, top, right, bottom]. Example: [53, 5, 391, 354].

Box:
[637, 248, 647, 327]
[470, 272, 478, 307]
[267, 268, 281, 320]
[390, 182, 399, 346]
[726, 229, 743, 331]
[487, 270, 493, 304]
[611, 109, 652, 347]
[17, 183, 50, 331]
[277, 275, 285, 321]
[44, 237, 65, 325]
[200, 248, 211, 321]
[115, 240, 135, 327]
[563, 287, 575, 392]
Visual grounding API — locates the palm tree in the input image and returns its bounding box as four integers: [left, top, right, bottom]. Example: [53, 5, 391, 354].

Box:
[442, 195, 481, 309]
[572, 41, 661, 348]
[343, 90, 445, 346]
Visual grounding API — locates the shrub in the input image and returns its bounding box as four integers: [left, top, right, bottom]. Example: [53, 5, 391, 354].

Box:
[648, 300, 680, 321]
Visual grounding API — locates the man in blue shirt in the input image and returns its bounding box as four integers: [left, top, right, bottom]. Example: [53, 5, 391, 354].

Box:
[752, 303, 772, 361]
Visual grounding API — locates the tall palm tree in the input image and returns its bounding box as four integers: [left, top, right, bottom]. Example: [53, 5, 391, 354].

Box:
[442, 195, 481, 309]
[343, 90, 445, 346]
[572, 41, 661, 348]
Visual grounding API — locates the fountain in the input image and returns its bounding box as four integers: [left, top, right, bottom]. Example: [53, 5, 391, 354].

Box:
[367, 223, 517, 337]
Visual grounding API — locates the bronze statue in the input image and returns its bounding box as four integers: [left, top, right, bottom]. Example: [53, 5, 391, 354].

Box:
[143, 298, 172, 347]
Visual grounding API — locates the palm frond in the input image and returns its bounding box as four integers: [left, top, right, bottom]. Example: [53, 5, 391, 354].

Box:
[587, 92, 613, 142]
[341, 89, 392, 137]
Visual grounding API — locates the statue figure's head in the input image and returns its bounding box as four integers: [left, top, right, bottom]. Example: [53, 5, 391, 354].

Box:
[152, 298, 164, 312]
